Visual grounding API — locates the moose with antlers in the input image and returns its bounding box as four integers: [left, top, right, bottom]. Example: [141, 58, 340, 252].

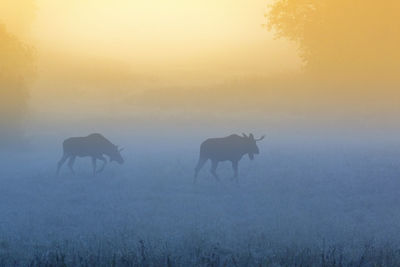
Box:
[194, 133, 265, 182]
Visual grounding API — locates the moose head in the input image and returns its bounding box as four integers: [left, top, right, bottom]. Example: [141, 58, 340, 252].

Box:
[242, 133, 265, 160]
[109, 145, 125, 164]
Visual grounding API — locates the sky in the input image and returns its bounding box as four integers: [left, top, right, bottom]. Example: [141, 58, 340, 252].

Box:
[31, 0, 300, 73]
[11, 0, 303, 132]
[2, 0, 399, 137]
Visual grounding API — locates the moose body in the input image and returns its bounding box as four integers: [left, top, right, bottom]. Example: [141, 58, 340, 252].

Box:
[194, 133, 264, 182]
[57, 133, 124, 176]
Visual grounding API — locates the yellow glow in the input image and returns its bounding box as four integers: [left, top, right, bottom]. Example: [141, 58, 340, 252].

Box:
[32, 0, 299, 70]
[2, 0, 398, 132]
[0, 0, 36, 36]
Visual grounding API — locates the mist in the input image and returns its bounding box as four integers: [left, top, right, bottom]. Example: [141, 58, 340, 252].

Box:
[1, 0, 400, 265]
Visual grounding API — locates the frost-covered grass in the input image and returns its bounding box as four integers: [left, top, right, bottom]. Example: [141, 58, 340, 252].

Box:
[1, 137, 400, 266]
[3, 240, 400, 266]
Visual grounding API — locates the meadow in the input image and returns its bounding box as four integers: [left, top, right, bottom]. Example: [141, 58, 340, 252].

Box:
[1, 134, 400, 266]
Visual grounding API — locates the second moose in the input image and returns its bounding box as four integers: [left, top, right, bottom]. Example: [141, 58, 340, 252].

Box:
[194, 133, 265, 182]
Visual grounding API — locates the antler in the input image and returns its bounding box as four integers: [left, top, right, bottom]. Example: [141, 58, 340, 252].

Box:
[255, 135, 265, 141]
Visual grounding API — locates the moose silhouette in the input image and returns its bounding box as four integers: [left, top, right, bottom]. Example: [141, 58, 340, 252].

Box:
[57, 133, 124, 176]
[194, 133, 265, 182]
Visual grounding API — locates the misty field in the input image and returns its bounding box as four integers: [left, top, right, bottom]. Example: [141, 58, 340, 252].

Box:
[1, 136, 400, 266]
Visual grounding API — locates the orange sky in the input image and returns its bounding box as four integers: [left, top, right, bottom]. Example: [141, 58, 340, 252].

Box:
[30, 0, 300, 73]
[2, 0, 398, 133]
[21, 0, 302, 121]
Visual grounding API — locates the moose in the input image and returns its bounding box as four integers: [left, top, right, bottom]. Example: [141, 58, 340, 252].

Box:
[194, 133, 265, 182]
[57, 133, 124, 176]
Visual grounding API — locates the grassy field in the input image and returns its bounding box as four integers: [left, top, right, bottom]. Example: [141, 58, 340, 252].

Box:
[1, 137, 400, 266]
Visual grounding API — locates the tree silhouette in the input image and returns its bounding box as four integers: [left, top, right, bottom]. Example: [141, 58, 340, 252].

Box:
[267, 0, 400, 80]
[0, 24, 35, 146]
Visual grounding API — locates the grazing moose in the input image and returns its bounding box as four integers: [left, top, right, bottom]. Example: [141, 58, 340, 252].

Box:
[57, 133, 124, 176]
[194, 133, 265, 182]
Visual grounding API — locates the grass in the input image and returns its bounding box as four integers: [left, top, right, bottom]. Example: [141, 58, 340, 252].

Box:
[2, 143, 400, 266]
[1, 239, 400, 266]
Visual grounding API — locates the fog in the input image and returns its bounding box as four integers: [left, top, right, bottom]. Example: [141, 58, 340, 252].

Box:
[1, 0, 400, 265]
[2, 128, 400, 264]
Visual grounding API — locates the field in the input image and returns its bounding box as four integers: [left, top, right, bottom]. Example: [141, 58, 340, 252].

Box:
[1, 135, 400, 266]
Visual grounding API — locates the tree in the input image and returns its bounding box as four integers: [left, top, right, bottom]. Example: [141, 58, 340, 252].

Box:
[0, 24, 35, 146]
[266, 0, 400, 80]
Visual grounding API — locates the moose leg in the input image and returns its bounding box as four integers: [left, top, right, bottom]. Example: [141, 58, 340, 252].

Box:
[194, 157, 207, 182]
[67, 156, 76, 175]
[92, 157, 97, 176]
[232, 160, 239, 180]
[210, 160, 219, 181]
[56, 154, 68, 175]
[96, 155, 107, 173]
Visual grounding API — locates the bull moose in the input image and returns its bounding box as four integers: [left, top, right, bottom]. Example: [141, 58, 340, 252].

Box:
[56, 133, 124, 176]
[194, 133, 265, 182]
